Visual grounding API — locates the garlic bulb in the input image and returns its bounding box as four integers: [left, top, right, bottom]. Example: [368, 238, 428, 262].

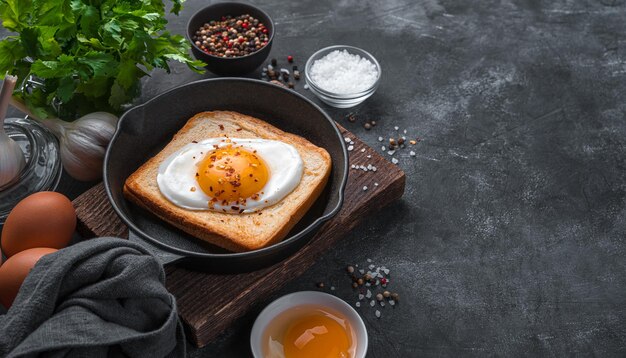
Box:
[0, 75, 26, 188]
[44, 112, 118, 181]
[0, 126, 26, 188]
[10, 98, 118, 182]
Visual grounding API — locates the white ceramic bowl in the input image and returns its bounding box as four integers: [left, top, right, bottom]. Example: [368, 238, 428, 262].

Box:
[250, 291, 368, 358]
[305, 45, 381, 109]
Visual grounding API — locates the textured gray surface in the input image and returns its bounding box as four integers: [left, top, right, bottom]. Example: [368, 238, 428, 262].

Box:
[6, 0, 626, 356]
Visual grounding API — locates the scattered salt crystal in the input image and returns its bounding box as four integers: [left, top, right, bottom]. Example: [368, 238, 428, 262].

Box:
[348, 145, 354, 151]
[372, 167, 377, 172]
[351, 164, 356, 169]
[378, 136, 383, 142]
[387, 150, 395, 155]
[366, 290, 372, 298]
[370, 300, 376, 307]
[267, 65, 273, 71]
[382, 268, 389, 274]
[391, 158, 399, 164]
[349, 141, 354, 145]
[363, 186, 368, 191]
[356, 302, 361, 307]
[368, 264, 375, 269]
[367, 258, 372, 263]
[394, 126, 399, 131]
[375, 310, 381, 318]
[365, 282, 371, 287]
[403, 129, 407, 134]
[374, 182, 379, 186]
[309, 49, 379, 94]
[360, 148, 365, 153]
[380, 301, 385, 307]
[304, 84, 309, 90]
[367, 155, 372, 158]
[330, 286, 335, 291]
[410, 151, 416, 156]
[389, 300, 395, 306]
[359, 269, 365, 274]
[344, 137, 351, 143]
[375, 279, 380, 285]
[358, 294, 364, 300]
[381, 146, 386, 151]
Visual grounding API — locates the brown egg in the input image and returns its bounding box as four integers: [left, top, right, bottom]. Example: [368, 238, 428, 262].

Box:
[1, 192, 76, 257]
[0, 247, 57, 308]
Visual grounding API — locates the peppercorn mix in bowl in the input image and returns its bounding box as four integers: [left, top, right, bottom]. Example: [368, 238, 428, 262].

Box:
[305, 45, 381, 108]
[186, 2, 274, 75]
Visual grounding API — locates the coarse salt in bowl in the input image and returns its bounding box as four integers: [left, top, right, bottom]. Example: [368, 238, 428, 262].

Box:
[305, 45, 381, 108]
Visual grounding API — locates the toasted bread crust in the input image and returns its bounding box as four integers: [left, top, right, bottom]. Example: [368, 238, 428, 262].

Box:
[123, 111, 331, 252]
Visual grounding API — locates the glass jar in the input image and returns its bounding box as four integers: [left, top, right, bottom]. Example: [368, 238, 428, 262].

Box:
[0, 117, 62, 224]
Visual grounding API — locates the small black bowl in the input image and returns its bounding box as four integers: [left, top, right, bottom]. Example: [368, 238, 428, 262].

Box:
[187, 2, 274, 75]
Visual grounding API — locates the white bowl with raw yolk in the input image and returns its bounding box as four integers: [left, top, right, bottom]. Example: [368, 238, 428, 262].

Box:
[251, 291, 368, 358]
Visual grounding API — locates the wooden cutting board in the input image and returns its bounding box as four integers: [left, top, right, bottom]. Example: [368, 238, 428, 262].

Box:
[72, 125, 405, 347]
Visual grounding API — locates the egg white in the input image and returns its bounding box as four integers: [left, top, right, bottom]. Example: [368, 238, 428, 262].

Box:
[157, 138, 303, 213]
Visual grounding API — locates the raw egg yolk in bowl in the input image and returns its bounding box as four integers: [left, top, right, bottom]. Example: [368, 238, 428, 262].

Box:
[263, 305, 356, 358]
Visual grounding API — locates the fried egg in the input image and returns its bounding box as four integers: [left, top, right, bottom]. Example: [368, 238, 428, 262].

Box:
[157, 137, 303, 213]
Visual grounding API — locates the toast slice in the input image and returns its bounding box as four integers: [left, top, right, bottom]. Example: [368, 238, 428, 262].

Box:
[123, 111, 332, 252]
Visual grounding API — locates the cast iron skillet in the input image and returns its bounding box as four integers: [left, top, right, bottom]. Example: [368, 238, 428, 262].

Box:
[104, 78, 348, 273]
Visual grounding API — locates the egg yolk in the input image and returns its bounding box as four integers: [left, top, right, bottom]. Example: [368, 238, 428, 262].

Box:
[196, 146, 269, 203]
[283, 313, 352, 358]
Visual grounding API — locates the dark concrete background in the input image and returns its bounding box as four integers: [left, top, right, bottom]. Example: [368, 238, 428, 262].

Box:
[6, 0, 626, 356]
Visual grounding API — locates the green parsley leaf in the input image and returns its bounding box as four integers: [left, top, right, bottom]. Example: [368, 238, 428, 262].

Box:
[0, 0, 205, 120]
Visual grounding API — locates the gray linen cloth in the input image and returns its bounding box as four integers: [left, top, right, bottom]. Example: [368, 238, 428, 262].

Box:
[0, 237, 185, 357]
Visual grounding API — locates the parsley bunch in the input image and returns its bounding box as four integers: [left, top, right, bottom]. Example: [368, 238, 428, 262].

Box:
[0, 0, 205, 120]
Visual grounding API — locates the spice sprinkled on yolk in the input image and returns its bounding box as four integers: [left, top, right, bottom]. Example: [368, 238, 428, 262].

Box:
[196, 147, 268, 202]
[283, 312, 352, 358]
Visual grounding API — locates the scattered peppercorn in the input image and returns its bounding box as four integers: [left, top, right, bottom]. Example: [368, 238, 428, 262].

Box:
[364, 122, 372, 130]
[282, 72, 289, 81]
[293, 70, 300, 80]
[347, 113, 357, 123]
[409, 140, 417, 145]
[371, 120, 377, 126]
[389, 138, 397, 146]
[364, 273, 372, 281]
[288, 81, 294, 88]
[352, 282, 358, 288]
[191, 14, 269, 58]
[287, 55, 293, 63]
[347, 265, 355, 274]
[383, 290, 391, 298]
[271, 58, 277, 66]
[357, 278, 364, 286]
[270, 80, 286, 88]
[317, 282, 325, 288]
[398, 137, 405, 145]
[376, 293, 383, 301]
[391, 292, 399, 301]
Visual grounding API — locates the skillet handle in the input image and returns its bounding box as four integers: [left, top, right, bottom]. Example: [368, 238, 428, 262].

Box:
[128, 230, 185, 267]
